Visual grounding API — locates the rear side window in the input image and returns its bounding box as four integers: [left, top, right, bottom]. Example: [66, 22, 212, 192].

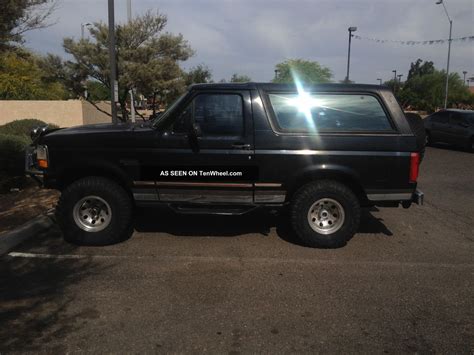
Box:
[450, 112, 474, 125]
[267, 93, 393, 133]
[430, 112, 449, 123]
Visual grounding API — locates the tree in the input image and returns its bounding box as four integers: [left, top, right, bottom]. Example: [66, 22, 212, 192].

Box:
[383, 79, 401, 93]
[398, 70, 472, 112]
[230, 73, 251, 83]
[407, 59, 435, 81]
[48, 10, 194, 120]
[0, 50, 67, 99]
[0, 0, 58, 50]
[272, 59, 332, 84]
[184, 64, 212, 86]
[86, 81, 109, 101]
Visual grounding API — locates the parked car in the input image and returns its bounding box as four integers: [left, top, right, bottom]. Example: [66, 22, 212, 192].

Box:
[26, 83, 424, 248]
[424, 109, 474, 151]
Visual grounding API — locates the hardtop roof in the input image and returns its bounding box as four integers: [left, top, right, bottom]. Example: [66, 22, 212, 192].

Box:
[189, 82, 392, 93]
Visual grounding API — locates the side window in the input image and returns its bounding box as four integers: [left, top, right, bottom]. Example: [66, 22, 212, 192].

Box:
[172, 104, 192, 134]
[267, 93, 393, 133]
[450, 113, 467, 126]
[193, 94, 244, 136]
[432, 112, 449, 124]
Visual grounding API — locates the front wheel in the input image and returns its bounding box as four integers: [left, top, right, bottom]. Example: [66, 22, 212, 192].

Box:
[290, 180, 360, 248]
[56, 176, 133, 245]
[465, 137, 474, 153]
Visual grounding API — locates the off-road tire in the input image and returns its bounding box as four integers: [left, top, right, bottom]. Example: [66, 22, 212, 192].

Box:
[425, 130, 432, 146]
[56, 176, 133, 246]
[466, 137, 474, 153]
[290, 180, 360, 248]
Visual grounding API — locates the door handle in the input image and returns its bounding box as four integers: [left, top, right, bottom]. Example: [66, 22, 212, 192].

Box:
[232, 143, 251, 150]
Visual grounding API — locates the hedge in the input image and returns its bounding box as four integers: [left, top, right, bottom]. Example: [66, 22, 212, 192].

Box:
[0, 133, 30, 176]
[0, 118, 58, 137]
[0, 119, 57, 191]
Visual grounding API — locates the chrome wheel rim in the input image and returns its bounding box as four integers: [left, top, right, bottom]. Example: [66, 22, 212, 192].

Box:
[307, 198, 345, 235]
[73, 195, 112, 232]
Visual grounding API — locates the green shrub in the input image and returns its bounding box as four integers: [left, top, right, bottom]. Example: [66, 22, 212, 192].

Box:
[0, 118, 58, 137]
[0, 133, 30, 179]
[0, 119, 60, 191]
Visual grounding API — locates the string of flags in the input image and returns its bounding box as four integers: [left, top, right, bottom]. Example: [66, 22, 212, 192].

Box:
[353, 35, 474, 45]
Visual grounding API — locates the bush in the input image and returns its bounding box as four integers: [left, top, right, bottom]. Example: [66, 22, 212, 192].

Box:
[0, 118, 58, 137]
[0, 119, 58, 191]
[0, 133, 30, 181]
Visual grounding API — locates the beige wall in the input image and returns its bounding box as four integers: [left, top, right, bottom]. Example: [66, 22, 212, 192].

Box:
[0, 100, 113, 127]
[82, 101, 112, 125]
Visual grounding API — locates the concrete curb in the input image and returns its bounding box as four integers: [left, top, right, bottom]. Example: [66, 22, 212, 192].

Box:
[0, 213, 55, 256]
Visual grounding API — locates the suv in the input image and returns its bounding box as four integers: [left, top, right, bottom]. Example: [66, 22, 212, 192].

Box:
[26, 83, 424, 248]
[424, 109, 474, 151]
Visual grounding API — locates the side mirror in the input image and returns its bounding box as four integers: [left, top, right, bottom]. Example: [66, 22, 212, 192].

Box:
[191, 123, 202, 137]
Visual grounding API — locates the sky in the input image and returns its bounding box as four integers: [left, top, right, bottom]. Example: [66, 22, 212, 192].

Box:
[23, 0, 474, 84]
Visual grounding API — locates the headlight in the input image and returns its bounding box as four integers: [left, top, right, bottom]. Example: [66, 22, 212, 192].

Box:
[35, 145, 49, 169]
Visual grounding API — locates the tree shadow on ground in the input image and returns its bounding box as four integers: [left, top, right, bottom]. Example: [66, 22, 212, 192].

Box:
[134, 206, 393, 247]
[0, 225, 108, 352]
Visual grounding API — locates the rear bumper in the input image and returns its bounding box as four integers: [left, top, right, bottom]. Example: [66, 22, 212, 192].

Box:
[368, 189, 424, 208]
[412, 189, 424, 205]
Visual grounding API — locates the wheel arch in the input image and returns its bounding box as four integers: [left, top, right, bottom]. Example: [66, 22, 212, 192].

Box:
[286, 164, 368, 204]
[54, 159, 133, 195]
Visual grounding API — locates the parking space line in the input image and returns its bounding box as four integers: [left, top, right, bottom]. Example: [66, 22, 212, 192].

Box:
[8, 252, 87, 259]
[7, 251, 474, 269]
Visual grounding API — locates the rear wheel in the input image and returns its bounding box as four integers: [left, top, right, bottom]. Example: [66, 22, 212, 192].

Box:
[425, 130, 432, 146]
[290, 180, 360, 248]
[56, 176, 133, 245]
[466, 137, 474, 153]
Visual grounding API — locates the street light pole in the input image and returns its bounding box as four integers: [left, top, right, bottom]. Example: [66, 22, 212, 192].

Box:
[108, 0, 118, 124]
[127, 0, 132, 22]
[126, 0, 136, 123]
[398, 74, 403, 83]
[377, 78, 382, 85]
[345, 26, 357, 82]
[462, 71, 467, 85]
[81, 23, 91, 40]
[392, 70, 397, 81]
[80, 22, 92, 99]
[436, 0, 452, 109]
[274, 69, 280, 81]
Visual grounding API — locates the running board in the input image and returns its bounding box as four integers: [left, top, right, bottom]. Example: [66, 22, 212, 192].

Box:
[168, 204, 258, 216]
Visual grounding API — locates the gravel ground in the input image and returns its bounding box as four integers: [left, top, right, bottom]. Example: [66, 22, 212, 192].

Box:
[0, 183, 59, 236]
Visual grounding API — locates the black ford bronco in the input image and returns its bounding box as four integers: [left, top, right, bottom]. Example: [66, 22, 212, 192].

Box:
[26, 83, 424, 248]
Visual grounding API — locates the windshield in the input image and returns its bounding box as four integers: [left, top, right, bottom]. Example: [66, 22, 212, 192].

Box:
[151, 93, 187, 128]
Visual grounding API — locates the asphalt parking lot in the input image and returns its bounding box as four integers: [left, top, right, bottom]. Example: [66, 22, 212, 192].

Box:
[1, 146, 473, 353]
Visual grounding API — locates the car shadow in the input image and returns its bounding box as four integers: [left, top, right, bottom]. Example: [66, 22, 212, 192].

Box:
[134, 206, 276, 237]
[133, 206, 393, 247]
[0, 225, 108, 352]
[428, 142, 471, 153]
